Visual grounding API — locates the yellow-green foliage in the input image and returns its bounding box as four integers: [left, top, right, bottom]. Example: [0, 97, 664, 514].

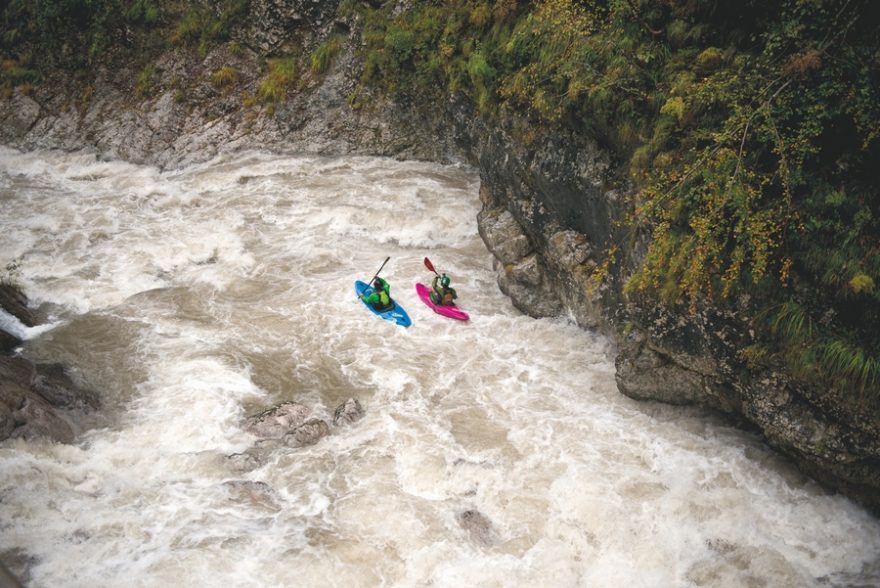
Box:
[211, 65, 238, 90]
[660, 96, 686, 122]
[0, 58, 39, 94]
[738, 344, 769, 369]
[310, 36, 342, 75]
[170, 10, 202, 46]
[257, 57, 297, 105]
[134, 64, 155, 98]
[169, 0, 248, 57]
[849, 273, 875, 296]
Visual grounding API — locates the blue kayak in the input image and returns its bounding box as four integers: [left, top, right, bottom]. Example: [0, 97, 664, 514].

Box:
[355, 280, 412, 327]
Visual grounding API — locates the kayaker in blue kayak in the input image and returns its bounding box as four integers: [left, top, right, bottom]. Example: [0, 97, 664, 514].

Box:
[361, 277, 394, 311]
[430, 273, 457, 306]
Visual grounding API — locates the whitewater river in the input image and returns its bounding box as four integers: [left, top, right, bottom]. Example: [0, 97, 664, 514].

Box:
[0, 147, 878, 587]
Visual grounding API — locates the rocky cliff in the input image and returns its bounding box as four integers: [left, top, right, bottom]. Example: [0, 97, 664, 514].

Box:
[1, 0, 877, 514]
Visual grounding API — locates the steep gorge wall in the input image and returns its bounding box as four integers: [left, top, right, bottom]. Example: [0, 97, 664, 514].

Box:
[1, 0, 878, 514]
[442, 104, 880, 514]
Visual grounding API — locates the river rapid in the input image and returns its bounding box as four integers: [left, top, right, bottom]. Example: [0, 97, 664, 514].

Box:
[0, 147, 878, 588]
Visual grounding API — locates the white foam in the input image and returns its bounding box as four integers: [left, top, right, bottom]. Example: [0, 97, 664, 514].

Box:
[0, 308, 59, 340]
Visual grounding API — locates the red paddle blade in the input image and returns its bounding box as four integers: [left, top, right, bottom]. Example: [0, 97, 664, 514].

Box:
[424, 257, 437, 274]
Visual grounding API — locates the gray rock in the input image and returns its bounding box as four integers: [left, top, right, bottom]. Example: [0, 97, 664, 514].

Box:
[0, 284, 34, 327]
[495, 256, 563, 318]
[0, 361, 71, 443]
[0, 401, 15, 440]
[546, 227, 592, 271]
[226, 451, 264, 473]
[0, 91, 40, 141]
[32, 363, 100, 409]
[0, 330, 21, 354]
[11, 396, 74, 444]
[244, 401, 310, 438]
[282, 418, 330, 447]
[457, 509, 496, 546]
[333, 397, 364, 426]
[477, 207, 533, 264]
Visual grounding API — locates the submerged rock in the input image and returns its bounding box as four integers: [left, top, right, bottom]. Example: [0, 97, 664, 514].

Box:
[333, 397, 364, 426]
[244, 401, 310, 438]
[226, 451, 264, 473]
[457, 509, 496, 546]
[223, 480, 282, 510]
[32, 363, 100, 410]
[282, 418, 330, 447]
[9, 396, 74, 443]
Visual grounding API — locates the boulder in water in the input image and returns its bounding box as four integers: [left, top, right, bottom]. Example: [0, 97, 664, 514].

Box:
[33, 363, 100, 409]
[226, 451, 264, 473]
[0, 357, 81, 443]
[10, 395, 74, 443]
[333, 397, 364, 426]
[223, 480, 282, 511]
[244, 401, 310, 438]
[282, 418, 330, 448]
[457, 508, 497, 546]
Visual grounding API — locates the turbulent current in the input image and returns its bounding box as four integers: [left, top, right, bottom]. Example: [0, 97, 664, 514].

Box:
[1, 147, 878, 588]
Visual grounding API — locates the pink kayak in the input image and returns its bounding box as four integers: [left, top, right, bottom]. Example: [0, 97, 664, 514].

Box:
[415, 283, 470, 321]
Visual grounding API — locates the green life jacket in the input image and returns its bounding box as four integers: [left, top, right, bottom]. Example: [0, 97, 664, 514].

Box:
[371, 278, 391, 308]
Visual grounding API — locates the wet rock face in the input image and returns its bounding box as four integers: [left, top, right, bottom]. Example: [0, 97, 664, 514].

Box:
[477, 206, 563, 318]
[0, 358, 87, 444]
[32, 363, 100, 410]
[0, 331, 20, 354]
[0, 92, 40, 141]
[0, 285, 35, 327]
[239, 0, 342, 54]
[0, 283, 98, 445]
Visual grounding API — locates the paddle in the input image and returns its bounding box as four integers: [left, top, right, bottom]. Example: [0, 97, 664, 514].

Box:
[424, 256, 440, 276]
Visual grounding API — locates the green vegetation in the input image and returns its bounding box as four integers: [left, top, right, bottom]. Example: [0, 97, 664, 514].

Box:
[134, 63, 155, 98]
[169, 0, 249, 58]
[257, 57, 298, 111]
[0, 0, 248, 86]
[352, 0, 880, 400]
[310, 36, 342, 75]
[0, 57, 39, 96]
[0, 0, 163, 70]
[211, 65, 238, 91]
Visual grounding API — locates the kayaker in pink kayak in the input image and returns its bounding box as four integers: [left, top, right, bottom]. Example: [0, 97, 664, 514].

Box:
[417, 257, 469, 321]
[430, 273, 457, 306]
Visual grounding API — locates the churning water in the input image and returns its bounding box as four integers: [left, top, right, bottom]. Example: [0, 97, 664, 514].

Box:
[0, 146, 878, 588]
